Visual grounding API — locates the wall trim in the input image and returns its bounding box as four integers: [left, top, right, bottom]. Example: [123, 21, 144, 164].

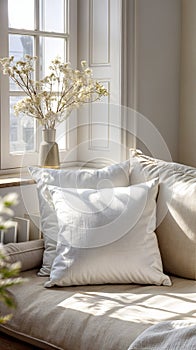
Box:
[125, 0, 138, 153]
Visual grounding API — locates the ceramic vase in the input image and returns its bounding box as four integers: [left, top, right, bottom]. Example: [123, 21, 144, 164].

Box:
[38, 129, 60, 168]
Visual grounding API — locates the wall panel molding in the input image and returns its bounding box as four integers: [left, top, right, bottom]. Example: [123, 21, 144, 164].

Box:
[88, 81, 110, 151]
[89, 0, 110, 66]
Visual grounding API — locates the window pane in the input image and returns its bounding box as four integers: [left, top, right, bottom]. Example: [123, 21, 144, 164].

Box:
[40, 0, 66, 33]
[40, 37, 66, 77]
[8, 0, 35, 30]
[10, 96, 36, 153]
[9, 34, 34, 91]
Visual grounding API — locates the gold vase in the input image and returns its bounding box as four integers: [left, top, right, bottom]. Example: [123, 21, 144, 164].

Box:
[38, 129, 60, 169]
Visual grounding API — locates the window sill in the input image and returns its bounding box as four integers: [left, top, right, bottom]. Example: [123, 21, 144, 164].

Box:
[0, 177, 35, 188]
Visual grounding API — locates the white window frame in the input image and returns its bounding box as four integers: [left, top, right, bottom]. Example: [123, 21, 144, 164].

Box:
[0, 0, 77, 170]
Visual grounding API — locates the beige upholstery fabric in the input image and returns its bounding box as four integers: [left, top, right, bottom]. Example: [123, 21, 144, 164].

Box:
[4, 240, 44, 272]
[0, 270, 195, 350]
[130, 150, 196, 280]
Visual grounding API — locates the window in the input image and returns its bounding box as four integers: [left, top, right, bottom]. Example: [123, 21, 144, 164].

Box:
[0, 0, 77, 169]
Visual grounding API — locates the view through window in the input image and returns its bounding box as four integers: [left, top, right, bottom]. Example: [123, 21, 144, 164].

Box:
[0, 0, 72, 169]
[8, 0, 68, 155]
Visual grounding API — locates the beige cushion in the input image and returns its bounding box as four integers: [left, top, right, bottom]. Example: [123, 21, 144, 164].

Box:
[0, 270, 195, 350]
[4, 240, 44, 271]
[130, 149, 196, 280]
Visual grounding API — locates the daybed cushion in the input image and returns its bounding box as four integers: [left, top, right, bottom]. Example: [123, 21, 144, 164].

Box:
[45, 179, 171, 287]
[130, 149, 196, 280]
[3, 239, 44, 272]
[0, 270, 195, 350]
[29, 161, 130, 276]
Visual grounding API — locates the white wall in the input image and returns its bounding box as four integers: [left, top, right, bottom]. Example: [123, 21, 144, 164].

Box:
[0, 184, 39, 217]
[127, 0, 181, 161]
[179, 0, 196, 167]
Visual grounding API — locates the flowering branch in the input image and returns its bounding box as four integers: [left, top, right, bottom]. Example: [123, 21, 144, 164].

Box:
[0, 55, 109, 129]
[0, 192, 26, 324]
[0, 248, 24, 324]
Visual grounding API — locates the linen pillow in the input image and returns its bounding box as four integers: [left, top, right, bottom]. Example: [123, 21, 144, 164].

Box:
[28, 161, 130, 276]
[130, 149, 196, 280]
[4, 239, 44, 272]
[45, 179, 171, 287]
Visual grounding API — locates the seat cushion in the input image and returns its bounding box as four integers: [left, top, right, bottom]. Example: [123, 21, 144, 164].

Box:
[130, 149, 196, 280]
[0, 270, 195, 350]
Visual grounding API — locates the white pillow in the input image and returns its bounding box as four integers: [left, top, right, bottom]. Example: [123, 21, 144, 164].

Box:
[28, 161, 130, 276]
[45, 179, 171, 287]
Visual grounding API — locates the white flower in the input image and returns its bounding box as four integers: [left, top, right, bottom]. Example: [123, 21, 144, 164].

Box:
[3, 192, 19, 206]
[0, 56, 108, 130]
[0, 216, 15, 230]
[0, 192, 19, 219]
[0, 203, 14, 216]
[9, 261, 21, 271]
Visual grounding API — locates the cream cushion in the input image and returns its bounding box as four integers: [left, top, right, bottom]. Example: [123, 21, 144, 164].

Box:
[0, 272, 195, 350]
[130, 149, 196, 280]
[28, 161, 130, 276]
[4, 239, 44, 272]
[45, 179, 171, 287]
